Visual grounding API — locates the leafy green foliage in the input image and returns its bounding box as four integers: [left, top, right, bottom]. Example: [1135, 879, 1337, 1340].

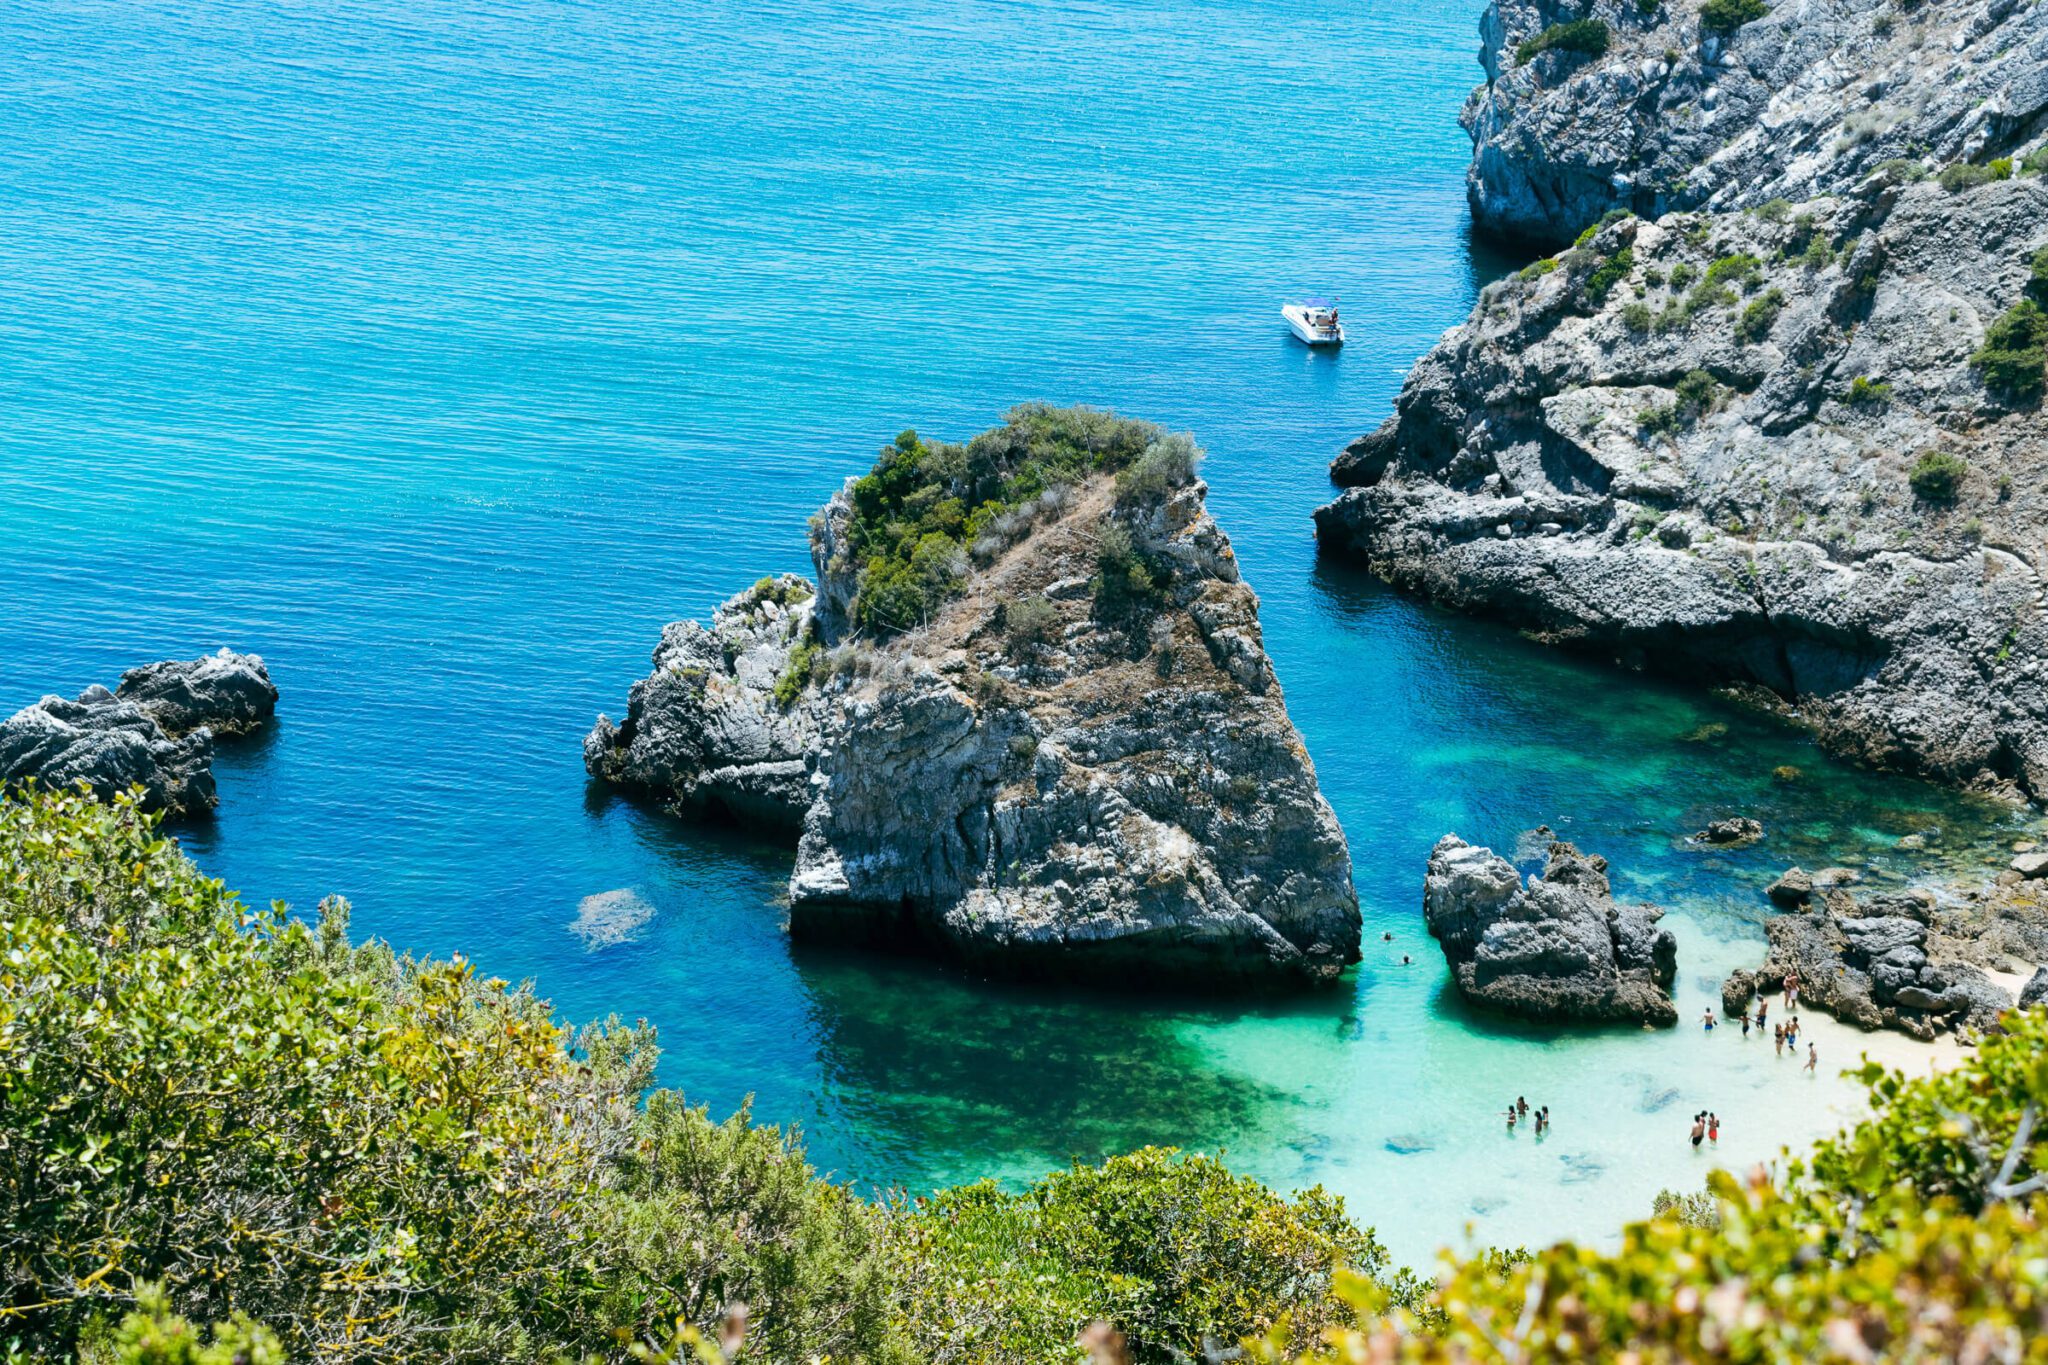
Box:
[1112, 432, 1200, 509]
[893, 1148, 1408, 1364]
[1699, 0, 1768, 35]
[1846, 375, 1893, 406]
[1647, 1186, 1722, 1229]
[1939, 160, 2006, 192]
[773, 632, 822, 707]
[1581, 247, 1634, 307]
[97, 1286, 286, 1365]
[2028, 244, 2048, 304]
[1514, 19, 1609, 65]
[2023, 147, 2048, 177]
[1517, 257, 1559, 282]
[1703, 252, 1762, 292]
[0, 786, 903, 1364]
[1733, 286, 1785, 343]
[1252, 1010, 2048, 1363]
[1908, 449, 1969, 502]
[1973, 299, 2048, 400]
[1091, 522, 1163, 618]
[843, 406, 1174, 636]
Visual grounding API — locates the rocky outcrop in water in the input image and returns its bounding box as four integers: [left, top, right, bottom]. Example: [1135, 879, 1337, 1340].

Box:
[1463, 0, 2048, 246]
[0, 650, 277, 819]
[588, 407, 1361, 985]
[116, 649, 278, 738]
[2, 691, 211, 816]
[1422, 835, 1678, 1024]
[1318, 172, 2048, 800]
[1755, 889, 2014, 1037]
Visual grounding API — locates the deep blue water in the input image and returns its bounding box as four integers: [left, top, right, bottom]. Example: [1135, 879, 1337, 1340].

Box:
[1, 0, 2031, 1261]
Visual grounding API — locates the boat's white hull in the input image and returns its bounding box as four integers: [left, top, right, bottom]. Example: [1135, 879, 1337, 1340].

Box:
[1282, 304, 1344, 346]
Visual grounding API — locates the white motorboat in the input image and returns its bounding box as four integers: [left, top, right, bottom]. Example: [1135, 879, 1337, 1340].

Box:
[1282, 299, 1344, 346]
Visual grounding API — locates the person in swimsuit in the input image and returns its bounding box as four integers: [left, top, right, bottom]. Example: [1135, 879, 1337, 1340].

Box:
[1703, 1008, 1716, 1032]
[1774, 1023, 1785, 1056]
[1708, 1113, 1719, 1144]
[1691, 1115, 1706, 1149]
[1756, 997, 1768, 1029]
[1741, 1011, 1751, 1038]
[1806, 1043, 1818, 1074]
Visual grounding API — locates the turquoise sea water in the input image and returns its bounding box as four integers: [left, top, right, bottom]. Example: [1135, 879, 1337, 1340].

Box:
[2, 0, 2034, 1262]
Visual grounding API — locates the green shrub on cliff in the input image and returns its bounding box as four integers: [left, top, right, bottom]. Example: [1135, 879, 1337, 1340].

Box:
[1515, 19, 1609, 65]
[1972, 299, 2048, 401]
[1733, 286, 1785, 342]
[1580, 246, 1634, 307]
[1699, 0, 1768, 35]
[2027, 244, 2048, 303]
[1939, 160, 2007, 192]
[1908, 449, 1969, 501]
[844, 407, 1182, 636]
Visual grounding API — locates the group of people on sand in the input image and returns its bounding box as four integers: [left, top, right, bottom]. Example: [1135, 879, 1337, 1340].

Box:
[1690, 975, 1819, 1142]
[1504, 1095, 1550, 1135]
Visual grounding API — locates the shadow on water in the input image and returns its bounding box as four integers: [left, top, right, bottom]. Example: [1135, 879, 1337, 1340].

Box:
[787, 936, 1356, 1191]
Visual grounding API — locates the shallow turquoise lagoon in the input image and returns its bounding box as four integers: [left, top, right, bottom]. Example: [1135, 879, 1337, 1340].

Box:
[0, 0, 2031, 1262]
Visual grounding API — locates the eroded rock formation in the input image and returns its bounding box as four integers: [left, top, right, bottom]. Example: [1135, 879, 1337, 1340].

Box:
[1422, 835, 1678, 1024]
[1463, 0, 2048, 247]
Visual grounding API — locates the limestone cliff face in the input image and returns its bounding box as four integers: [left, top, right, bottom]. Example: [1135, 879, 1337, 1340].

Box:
[588, 416, 1361, 985]
[1464, 0, 2048, 246]
[1319, 175, 2048, 799]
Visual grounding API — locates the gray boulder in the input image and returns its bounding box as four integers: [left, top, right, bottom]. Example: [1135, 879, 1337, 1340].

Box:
[1721, 968, 1757, 1015]
[1759, 900, 2012, 1038]
[1423, 835, 1678, 1025]
[0, 686, 215, 817]
[1766, 867, 1814, 908]
[116, 648, 277, 737]
[2021, 967, 2048, 1010]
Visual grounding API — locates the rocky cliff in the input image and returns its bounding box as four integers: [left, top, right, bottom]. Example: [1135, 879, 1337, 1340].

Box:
[1319, 171, 2048, 799]
[1423, 835, 1678, 1024]
[1464, 0, 2048, 246]
[588, 406, 1361, 985]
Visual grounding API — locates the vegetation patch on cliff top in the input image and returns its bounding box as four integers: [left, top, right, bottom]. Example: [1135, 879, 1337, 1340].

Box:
[843, 405, 1196, 637]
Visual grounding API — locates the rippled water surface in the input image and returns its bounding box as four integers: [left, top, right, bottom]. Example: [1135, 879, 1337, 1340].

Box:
[2, 0, 2032, 1263]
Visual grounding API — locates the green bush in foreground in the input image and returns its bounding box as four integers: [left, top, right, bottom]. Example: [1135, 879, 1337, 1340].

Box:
[0, 786, 1402, 1363]
[1514, 19, 1609, 65]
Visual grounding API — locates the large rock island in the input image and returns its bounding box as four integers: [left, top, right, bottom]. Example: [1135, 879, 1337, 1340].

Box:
[588, 405, 1361, 985]
[1423, 836, 1678, 1025]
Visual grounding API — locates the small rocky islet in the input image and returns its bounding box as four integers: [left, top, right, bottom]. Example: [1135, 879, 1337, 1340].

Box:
[587, 404, 1362, 985]
[0, 649, 278, 817]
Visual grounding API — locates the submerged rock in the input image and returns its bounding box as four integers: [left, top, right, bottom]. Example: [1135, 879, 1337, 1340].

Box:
[1422, 835, 1678, 1026]
[116, 648, 278, 737]
[0, 686, 216, 816]
[1693, 816, 1762, 848]
[587, 407, 1361, 986]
